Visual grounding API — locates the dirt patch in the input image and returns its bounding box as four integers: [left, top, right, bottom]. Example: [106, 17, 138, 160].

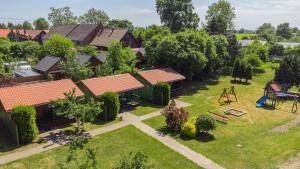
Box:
[269, 116, 300, 133]
[279, 155, 300, 169]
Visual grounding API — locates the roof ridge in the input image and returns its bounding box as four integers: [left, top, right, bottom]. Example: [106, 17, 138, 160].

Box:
[138, 67, 172, 73]
[82, 73, 132, 81]
[0, 79, 72, 90]
[65, 24, 80, 37]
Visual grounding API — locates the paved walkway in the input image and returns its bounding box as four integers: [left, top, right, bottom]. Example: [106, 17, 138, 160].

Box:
[0, 100, 224, 169]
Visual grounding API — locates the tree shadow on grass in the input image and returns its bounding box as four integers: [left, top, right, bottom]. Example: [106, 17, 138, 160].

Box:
[230, 80, 251, 85]
[195, 132, 215, 142]
[181, 78, 221, 97]
[179, 133, 215, 142]
[156, 126, 180, 137]
[253, 68, 266, 75]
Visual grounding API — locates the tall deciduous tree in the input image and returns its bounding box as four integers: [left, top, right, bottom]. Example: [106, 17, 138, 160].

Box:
[232, 58, 240, 81]
[51, 89, 102, 133]
[205, 0, 235, 35]
[107, 19, 134, 31]
[245, 64, 253, 83]
[156, 0, 200, 32]
[227, 34, 242, 66]
[212, 35, 229, 66]
[60, 55, 93, 82]
[22, 21, 33, 30]
[48, 7, 77, 26]
[243, 40, 268, 63]
[34, 18, 49, 30]
[96, 41, 136, 76]
[257, 23, 276, 42]
[42, 34, 75, 57]
[146, 30, 209, 79]
[10, 41, 41, 63]
[79, 8, 110, 25]
[276, 23, 293, 39]
[275, 55, 300, 85]
[140, 25, 171, 43]
[0, 23, 8, 29]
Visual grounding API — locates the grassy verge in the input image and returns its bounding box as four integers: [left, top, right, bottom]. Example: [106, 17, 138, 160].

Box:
[0, 118, 119, 156]
[0, 126, 201, 169]
[128, 101, 163, 116]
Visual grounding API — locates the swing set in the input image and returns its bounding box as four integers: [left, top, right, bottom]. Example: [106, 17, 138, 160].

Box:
[218, 86, 237, 104]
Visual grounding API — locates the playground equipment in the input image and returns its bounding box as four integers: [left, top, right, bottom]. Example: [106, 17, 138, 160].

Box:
[208, 111, 228, 124]
[224, 108, 247, 117]
[218, 86, 237, 104]
[256, 96, 267, 108]
[256, 82, 299, 113]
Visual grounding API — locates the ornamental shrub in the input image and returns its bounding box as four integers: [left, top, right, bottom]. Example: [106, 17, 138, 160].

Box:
[99, 92, 120, 121]
[153, 81, 170, 106]
[11, 105, 38, 144]
[196, 114, 216, 134]
[182, 117, 197, 138]
[182, 122, 196, 138]
[161, 100, 189, 132]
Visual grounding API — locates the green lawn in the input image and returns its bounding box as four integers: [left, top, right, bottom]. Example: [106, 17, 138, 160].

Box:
[0, 118, 120, 156]
[235, 33, 258, 40]
[0, 126, 201, 169]
[129, 101, 163, 116]
[144, 63, 300, 169]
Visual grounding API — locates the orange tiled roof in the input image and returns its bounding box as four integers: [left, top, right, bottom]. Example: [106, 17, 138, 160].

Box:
[138, 68, 186, 85]
[0, 29, 48, 39]
[0, 29, 11, 38]
[81, 73, 144, 97]
[0, 79, 84, 112]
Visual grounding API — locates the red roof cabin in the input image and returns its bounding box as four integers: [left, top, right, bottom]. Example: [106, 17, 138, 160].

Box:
[0, 79, 84, 138]
[136, 67, 186, 101]
[80, 73, 144, 107]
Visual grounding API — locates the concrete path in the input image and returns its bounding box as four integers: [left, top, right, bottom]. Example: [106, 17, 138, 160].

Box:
[0, 100, 224, 169]
[133, 121, 224, 169]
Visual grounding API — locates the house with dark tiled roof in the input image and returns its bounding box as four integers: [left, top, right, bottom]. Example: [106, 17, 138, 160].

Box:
[76, 54, 103, 68]
[32, 56, 62, 79]
[44, 24, 103, 46]
[136, 68, 186, 101]
[44, 24, 140, 50]
[90, 28, 140, 50]
[95, 52, 108, 63]
[0, 79, 84, 144]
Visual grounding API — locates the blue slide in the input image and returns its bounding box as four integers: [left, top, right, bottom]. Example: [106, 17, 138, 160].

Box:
[256, 96, 267, 108]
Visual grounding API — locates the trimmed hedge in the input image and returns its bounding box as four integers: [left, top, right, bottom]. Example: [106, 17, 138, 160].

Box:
[99, 92, 120, 121]
[153, 81, 170, 106]
[11, 105, 38, 144]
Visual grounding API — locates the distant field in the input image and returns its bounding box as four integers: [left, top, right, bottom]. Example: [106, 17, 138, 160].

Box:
[235, 33, 258, 40]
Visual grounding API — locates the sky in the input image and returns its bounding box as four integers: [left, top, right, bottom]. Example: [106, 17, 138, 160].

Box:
[0, 0, 299, 30]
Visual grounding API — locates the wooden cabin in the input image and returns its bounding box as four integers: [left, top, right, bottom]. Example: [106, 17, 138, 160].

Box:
[90, 28, 140, 50]
[32, 56, 63, 80]
[43, 24, 103, 46]
[0, 79, 84, 144]
[80, 73, 144, 107]
[136, 68, 186, 101]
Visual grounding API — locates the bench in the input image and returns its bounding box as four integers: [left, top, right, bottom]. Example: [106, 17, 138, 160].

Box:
[208, 111, 229, 124]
